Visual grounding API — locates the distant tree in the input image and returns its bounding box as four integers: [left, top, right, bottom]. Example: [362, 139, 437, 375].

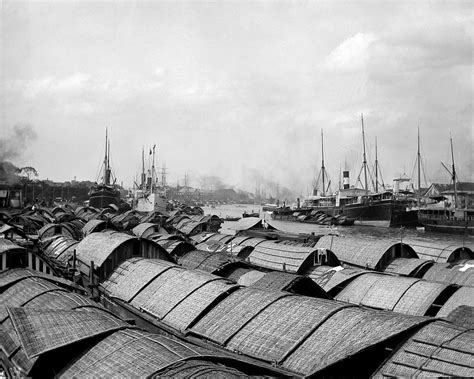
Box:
[19, 166, 38, 181]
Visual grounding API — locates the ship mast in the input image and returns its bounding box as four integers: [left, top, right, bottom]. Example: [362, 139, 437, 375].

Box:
[151, 144, 156, 192]
[361, 114, 368, 195]
[417, 127, 421, 207]
[103, 128, 111, 185]
[450, 136, 457, 208]
[321, 129, 326, 196]
[375, 137, 378, 193]
[141, 147, 146, 188]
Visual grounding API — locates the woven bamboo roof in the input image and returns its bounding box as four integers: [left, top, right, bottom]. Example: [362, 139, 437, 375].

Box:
[236, 269, 266, 286]
[247, 240, 340, 274]
[102, 258, 238, 332]
[132, 222, 160, 238]
[422, 260, 474, 287]
[373, 321, 474, 377]
[130, 267, 237, 331]
[306, 266, 369, 294]
[8, 307, 127, 358]
[101, 257, 177, 302]
[335, 273, 449, 316]
[178, 250, 246, 274]
[437, 286, 474, 318]
[384, 257, 434, 277]
[236, 237, 267, 248]
[231, 217, 262, 231]
[81, 219, 109, 236]
[249, 271, 330, 298]
[444, 305, 474, 329]
[195, 239, 227, 252]
[0, 271, 108, 375]
[0, 268, 80, 293]
[189, 287, 429, 376]
[207, 233, 236, 244]
[189, 232, 217, 243]
[316, 235, 417, 270]
[75, 232, 136, 268]
[0, 238, 25, 254]
[59, 328, 255, 377]
[403, 240, 473, 263]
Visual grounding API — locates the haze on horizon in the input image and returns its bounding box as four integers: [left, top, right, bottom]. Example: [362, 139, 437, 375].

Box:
[1, 1, 472, 199]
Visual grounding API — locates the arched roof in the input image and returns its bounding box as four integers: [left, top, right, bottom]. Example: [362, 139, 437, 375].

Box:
[306, 266, 369, 293]
[178, 249, 247, 274]
[437, 286, 474, 318]
[422, 260, 474, 287]
[1, 269, 262, 378]
[316, 235, 418, 270]
[0, 239, 25, 254]
[247, 240, 340, 274]
[75, 232, 136, 268]
[372, 321, 474, 377]
[81, 219, 110, 236]
[101, 258, 239, 331]
[404, 240, 474, 263]
[188, 287, 430, 376]
[383, 257, 434, 277]
[335, 273, 450, 316]
[131, 222, 161, 238]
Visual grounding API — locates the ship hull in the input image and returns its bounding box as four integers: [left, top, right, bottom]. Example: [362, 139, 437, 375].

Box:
[89, 189, 120, 208]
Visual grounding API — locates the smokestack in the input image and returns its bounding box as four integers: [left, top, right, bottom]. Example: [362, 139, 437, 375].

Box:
[343, 171, 350, 189]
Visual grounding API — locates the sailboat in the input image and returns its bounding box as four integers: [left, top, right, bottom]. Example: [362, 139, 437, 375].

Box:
[88, 129, 121, 209]
[132, 145, 167, 214]
[418, 137, 473, 235]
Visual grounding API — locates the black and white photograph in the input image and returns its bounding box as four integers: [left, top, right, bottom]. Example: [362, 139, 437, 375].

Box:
[1, 0, 473, 377]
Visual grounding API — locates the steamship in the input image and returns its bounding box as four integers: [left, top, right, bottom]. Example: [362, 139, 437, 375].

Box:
[88, 130, 121, 209]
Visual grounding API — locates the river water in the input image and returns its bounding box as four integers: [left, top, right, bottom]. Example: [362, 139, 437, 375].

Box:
[202, 203, 474, 249]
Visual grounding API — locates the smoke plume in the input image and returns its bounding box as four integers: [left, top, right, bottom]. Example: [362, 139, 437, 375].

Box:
[0, 123, 37, 161]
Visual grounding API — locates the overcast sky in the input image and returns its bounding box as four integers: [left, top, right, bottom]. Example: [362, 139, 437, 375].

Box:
[1, 0, 472, 197]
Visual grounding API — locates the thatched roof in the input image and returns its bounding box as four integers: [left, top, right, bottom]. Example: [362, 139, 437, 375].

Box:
[81, 219, 110, 236]
[444, 305, 474, 329]
[0, 238, 25, 254]
[38, 223, 76, 240]
[60, 328, 254, 378]
[189, 232, 217, 243]
[75, 232, 135, 268]
[437, 286, 474, 318]
[132, 222, 161, 238]
[422, 259, 474, 287]
[249, 271, 330, 298]
[316, 235, 418, 270]
[335, 273, 449, 316]
[308, 266, 370, 294]
[0, 271, 107, 375]
[372, 321, 474, 377]
[178, 250, 247, 274]
[383, 257, 433, 277]
[230, 216, 263, 231]
[42, 235, 79, 268]
[8, 307, 126, 358]
[101, 257, 178, 302]
[247, 240, 340, 274]
[236, 237, 267, 248]
[103, 258, 238, 332]
[404, 240, 474, 263]
[189, 287, 429, 376]
[0, 268, 81, 293]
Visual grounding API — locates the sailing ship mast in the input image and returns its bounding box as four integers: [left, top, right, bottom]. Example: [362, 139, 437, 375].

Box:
[103, 128, 112, 185]
[451, 137, 457, 208]
[321, 129, 326, 196]
[361, 114, 369, 195]
[417, 127, 421, 207]
[375, 137, 378, 193]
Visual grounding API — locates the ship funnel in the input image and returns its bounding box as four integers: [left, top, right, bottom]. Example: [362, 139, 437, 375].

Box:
[343, 171, 350, 189]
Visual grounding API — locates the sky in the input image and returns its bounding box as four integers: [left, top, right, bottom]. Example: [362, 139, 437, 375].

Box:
[1, 0, 472, 198]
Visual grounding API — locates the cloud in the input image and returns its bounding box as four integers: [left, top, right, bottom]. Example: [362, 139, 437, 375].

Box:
[323, 33, 377, 73]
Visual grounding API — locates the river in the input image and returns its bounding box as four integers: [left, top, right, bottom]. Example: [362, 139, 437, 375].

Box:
[202, 203, 474, 249]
